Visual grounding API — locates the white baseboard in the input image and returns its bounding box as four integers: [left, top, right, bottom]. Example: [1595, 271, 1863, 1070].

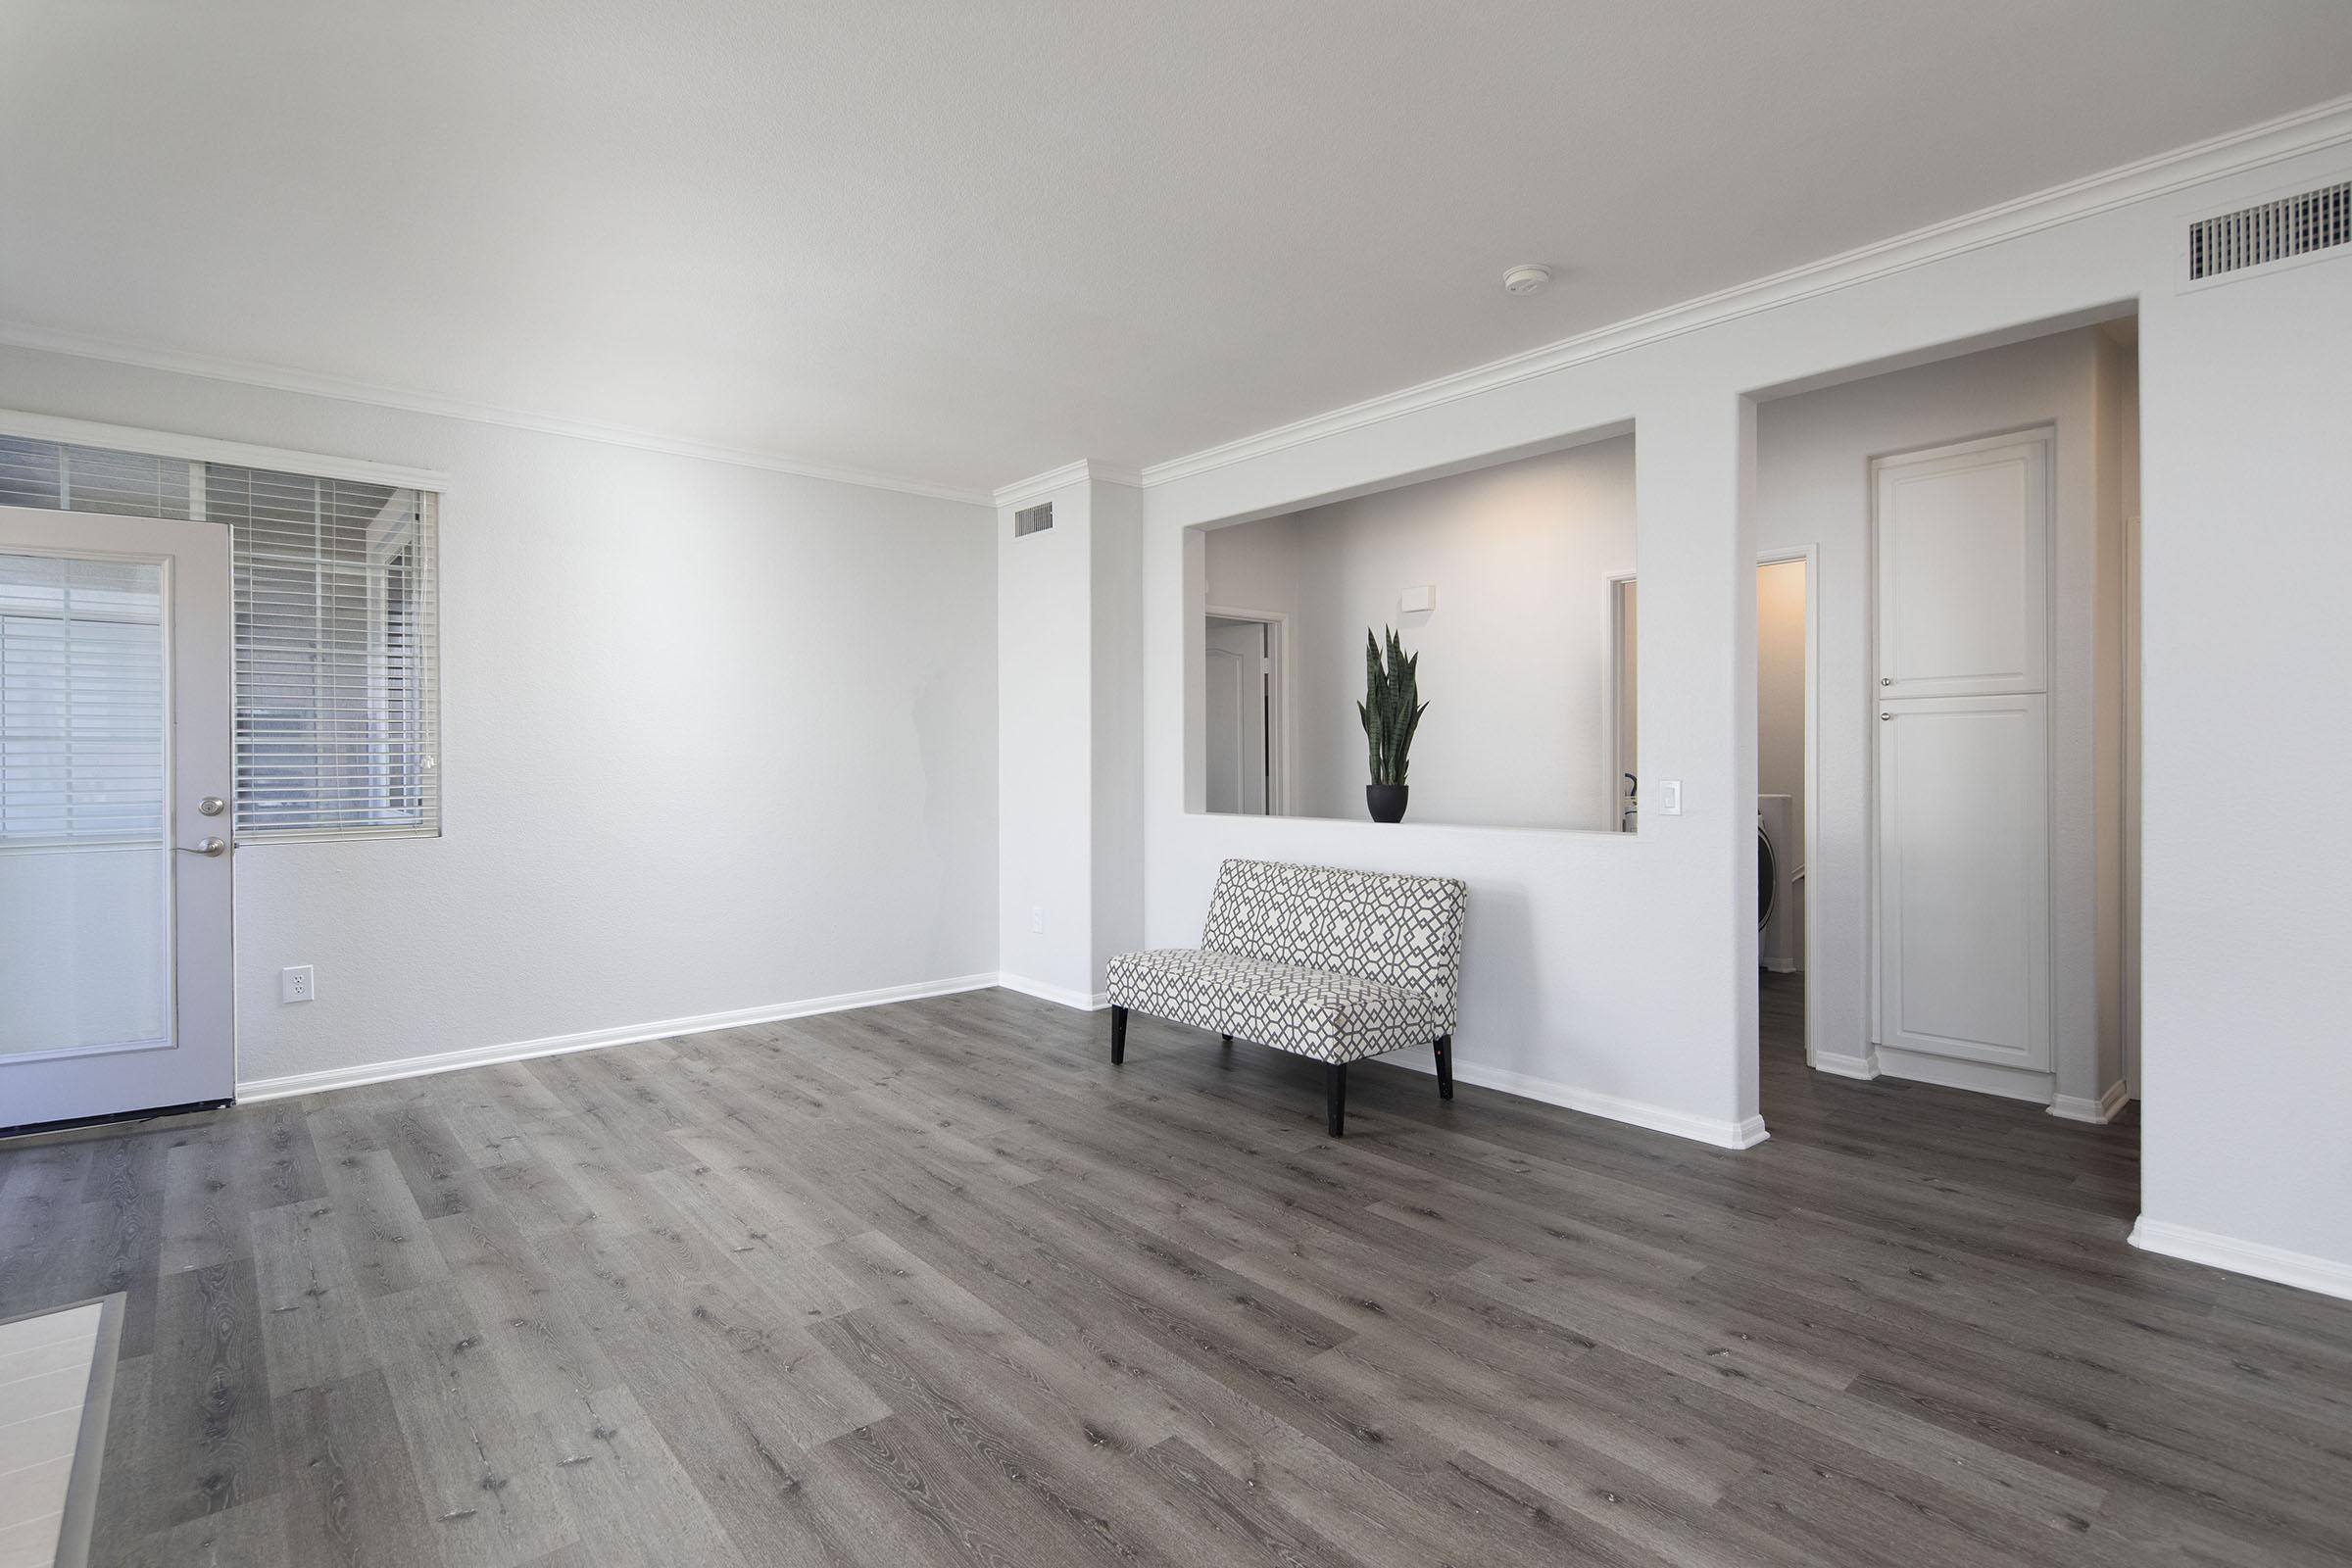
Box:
[2129, 1217, 2352, 1302]
[1872, 1046, 2053, 1103]
[1811, 1049, 1881, 1081]
[235, 972, 1001, 1102]
[2049, 1079, 2132, 1124]
[1388, 1053, 1769, 1151]
[995, 972, 1109, 1011]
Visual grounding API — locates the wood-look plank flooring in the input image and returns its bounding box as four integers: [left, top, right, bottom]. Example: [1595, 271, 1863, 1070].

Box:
[3, 975, 2349, 1566]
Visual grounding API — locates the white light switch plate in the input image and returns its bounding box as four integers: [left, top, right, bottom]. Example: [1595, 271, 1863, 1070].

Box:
[1656, 780, 1682, 815]
[281, 964, 315, 1004]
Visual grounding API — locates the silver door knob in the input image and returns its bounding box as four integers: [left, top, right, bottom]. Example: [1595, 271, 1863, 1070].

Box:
[1881, 677, 1892, 686]
[1881, 712, 1893, 721]
[177, 837, 227, 857]
[198, 796, 226, 816]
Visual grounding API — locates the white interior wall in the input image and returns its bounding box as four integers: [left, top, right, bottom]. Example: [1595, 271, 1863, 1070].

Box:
[1754, 327, 2121, 1104]
[2137, 229, 2352, 1287]
[1118, 138, 2352, 1292]
[0, 343, 1001, 1091]
[1202, 437, 1637, 831]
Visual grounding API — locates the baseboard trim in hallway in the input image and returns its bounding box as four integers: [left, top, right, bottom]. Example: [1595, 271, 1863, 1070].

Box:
[235, 972, 1002, 1102]
[994, 972, 1110, 1011]
[2050, 1079, 2132, 1124]
[1386, 1051, 1770, 1150]
[2130, 1216, 2352, 1302]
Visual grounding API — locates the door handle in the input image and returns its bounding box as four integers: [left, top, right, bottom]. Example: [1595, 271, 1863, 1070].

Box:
[176, 838, 228, 857]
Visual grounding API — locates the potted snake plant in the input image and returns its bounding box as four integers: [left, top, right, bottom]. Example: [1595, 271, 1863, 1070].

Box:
[1357, 626, 1427, 823]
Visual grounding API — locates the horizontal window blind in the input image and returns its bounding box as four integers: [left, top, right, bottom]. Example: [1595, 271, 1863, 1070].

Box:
[212, 466, 438, 838]
[0, 433, 439, 842]
[0, 436, 191, 520]
[0, 554, 166, 846]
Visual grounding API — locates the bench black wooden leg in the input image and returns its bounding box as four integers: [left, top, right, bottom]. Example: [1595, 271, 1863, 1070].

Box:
[1110, 1005, 1128, 1065]
[1434, 1033, 1453, 1100]
[1325, 1062, 1348, 1137]
[1220, 1034, 1233, 1048]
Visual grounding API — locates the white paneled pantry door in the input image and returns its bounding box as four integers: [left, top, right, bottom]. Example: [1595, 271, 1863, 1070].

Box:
[0, 505, 234, 1129]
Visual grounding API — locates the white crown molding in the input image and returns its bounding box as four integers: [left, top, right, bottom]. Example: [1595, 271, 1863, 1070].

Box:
[992, 459, 1144, 512]
[2130, 1217, 2352, 1302]
[0, 407, 448, 493]
[235, 972, 999, 1102]
[1125, 91, 2352, 491]
[0, 320, 997, 508]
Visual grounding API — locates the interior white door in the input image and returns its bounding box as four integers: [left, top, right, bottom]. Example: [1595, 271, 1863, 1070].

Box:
[1875, 431, 2050, 699]
[0, 505, 234, 1128]
[1877, 693, 2051, 1071]
[1203, 616, 1269, 814]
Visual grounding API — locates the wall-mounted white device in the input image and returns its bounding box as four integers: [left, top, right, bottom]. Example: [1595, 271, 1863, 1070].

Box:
[1399, 584, 1435, 614]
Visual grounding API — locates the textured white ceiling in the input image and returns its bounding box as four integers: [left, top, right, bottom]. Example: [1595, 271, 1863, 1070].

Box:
[4, 2, 2348, 493]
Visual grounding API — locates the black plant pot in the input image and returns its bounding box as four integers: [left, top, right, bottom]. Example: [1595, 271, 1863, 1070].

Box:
[1366, 783, 1409, 823]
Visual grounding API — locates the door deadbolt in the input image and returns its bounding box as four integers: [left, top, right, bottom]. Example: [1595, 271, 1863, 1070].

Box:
[198, 796, 226, 816]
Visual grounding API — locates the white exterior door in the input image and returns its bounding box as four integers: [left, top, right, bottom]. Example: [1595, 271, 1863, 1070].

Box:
[0, 505, 234, 1128]
[1204, 615, 1269, 814]
[1877, 694, 2052, 1072]
[1875, 432, 2050, 698]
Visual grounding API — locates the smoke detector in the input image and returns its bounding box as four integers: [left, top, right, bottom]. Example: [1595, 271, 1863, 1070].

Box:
[1502, 265, 1552, 296]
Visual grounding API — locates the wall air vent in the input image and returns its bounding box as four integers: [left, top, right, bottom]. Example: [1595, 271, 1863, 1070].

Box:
[1013, 501, 1054, 538]
[2185, 179, 2350, 285]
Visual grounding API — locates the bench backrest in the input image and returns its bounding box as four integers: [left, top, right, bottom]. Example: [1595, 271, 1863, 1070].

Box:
[1198, 858, 1470, 1031]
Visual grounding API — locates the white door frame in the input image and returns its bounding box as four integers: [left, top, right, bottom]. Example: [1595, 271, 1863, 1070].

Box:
[1757, 546, 1822, 1073]
[1205, 606, 1292, 815]
[0, 506, 236, 1129]
[2120, 510, 2140, 1102]
[1605, 552, 1823, 1071]
[1603, 572, 1637, 832]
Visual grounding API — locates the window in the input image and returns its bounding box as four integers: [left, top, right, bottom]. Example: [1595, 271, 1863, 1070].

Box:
[0, 433, 440, 841]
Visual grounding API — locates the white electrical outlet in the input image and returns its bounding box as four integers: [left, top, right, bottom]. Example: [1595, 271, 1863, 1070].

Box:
[1656, 779, 1683, 816]
[281, 964, 316, 1004]
[1030, 906, 1047, 935]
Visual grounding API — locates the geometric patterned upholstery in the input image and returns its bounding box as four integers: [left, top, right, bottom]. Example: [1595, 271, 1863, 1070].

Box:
[1105, 858, 1469, 1065]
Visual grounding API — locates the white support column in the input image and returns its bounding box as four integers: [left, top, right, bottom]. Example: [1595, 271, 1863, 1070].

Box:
[1631, 390, 1763, 1135]
[995, 465, 1146, 1008]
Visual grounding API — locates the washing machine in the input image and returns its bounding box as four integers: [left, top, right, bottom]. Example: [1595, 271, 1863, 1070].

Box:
[1758, 795, 1800, 972]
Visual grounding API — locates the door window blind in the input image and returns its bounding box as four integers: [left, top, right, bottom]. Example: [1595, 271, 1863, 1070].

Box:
[0, 433, 440, 842]
[0, 554, 166, 846]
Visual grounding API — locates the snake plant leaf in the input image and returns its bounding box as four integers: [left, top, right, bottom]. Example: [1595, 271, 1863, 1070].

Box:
[1357, 623, 1429, 787]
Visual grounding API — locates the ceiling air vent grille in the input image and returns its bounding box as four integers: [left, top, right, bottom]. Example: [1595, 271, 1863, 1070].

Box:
[2186, 180, 2350, 283]
[1013, 501, 1054, 538]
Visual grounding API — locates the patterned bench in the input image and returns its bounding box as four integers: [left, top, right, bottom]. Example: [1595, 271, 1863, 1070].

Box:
[1105, 858, 1468, 1136]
